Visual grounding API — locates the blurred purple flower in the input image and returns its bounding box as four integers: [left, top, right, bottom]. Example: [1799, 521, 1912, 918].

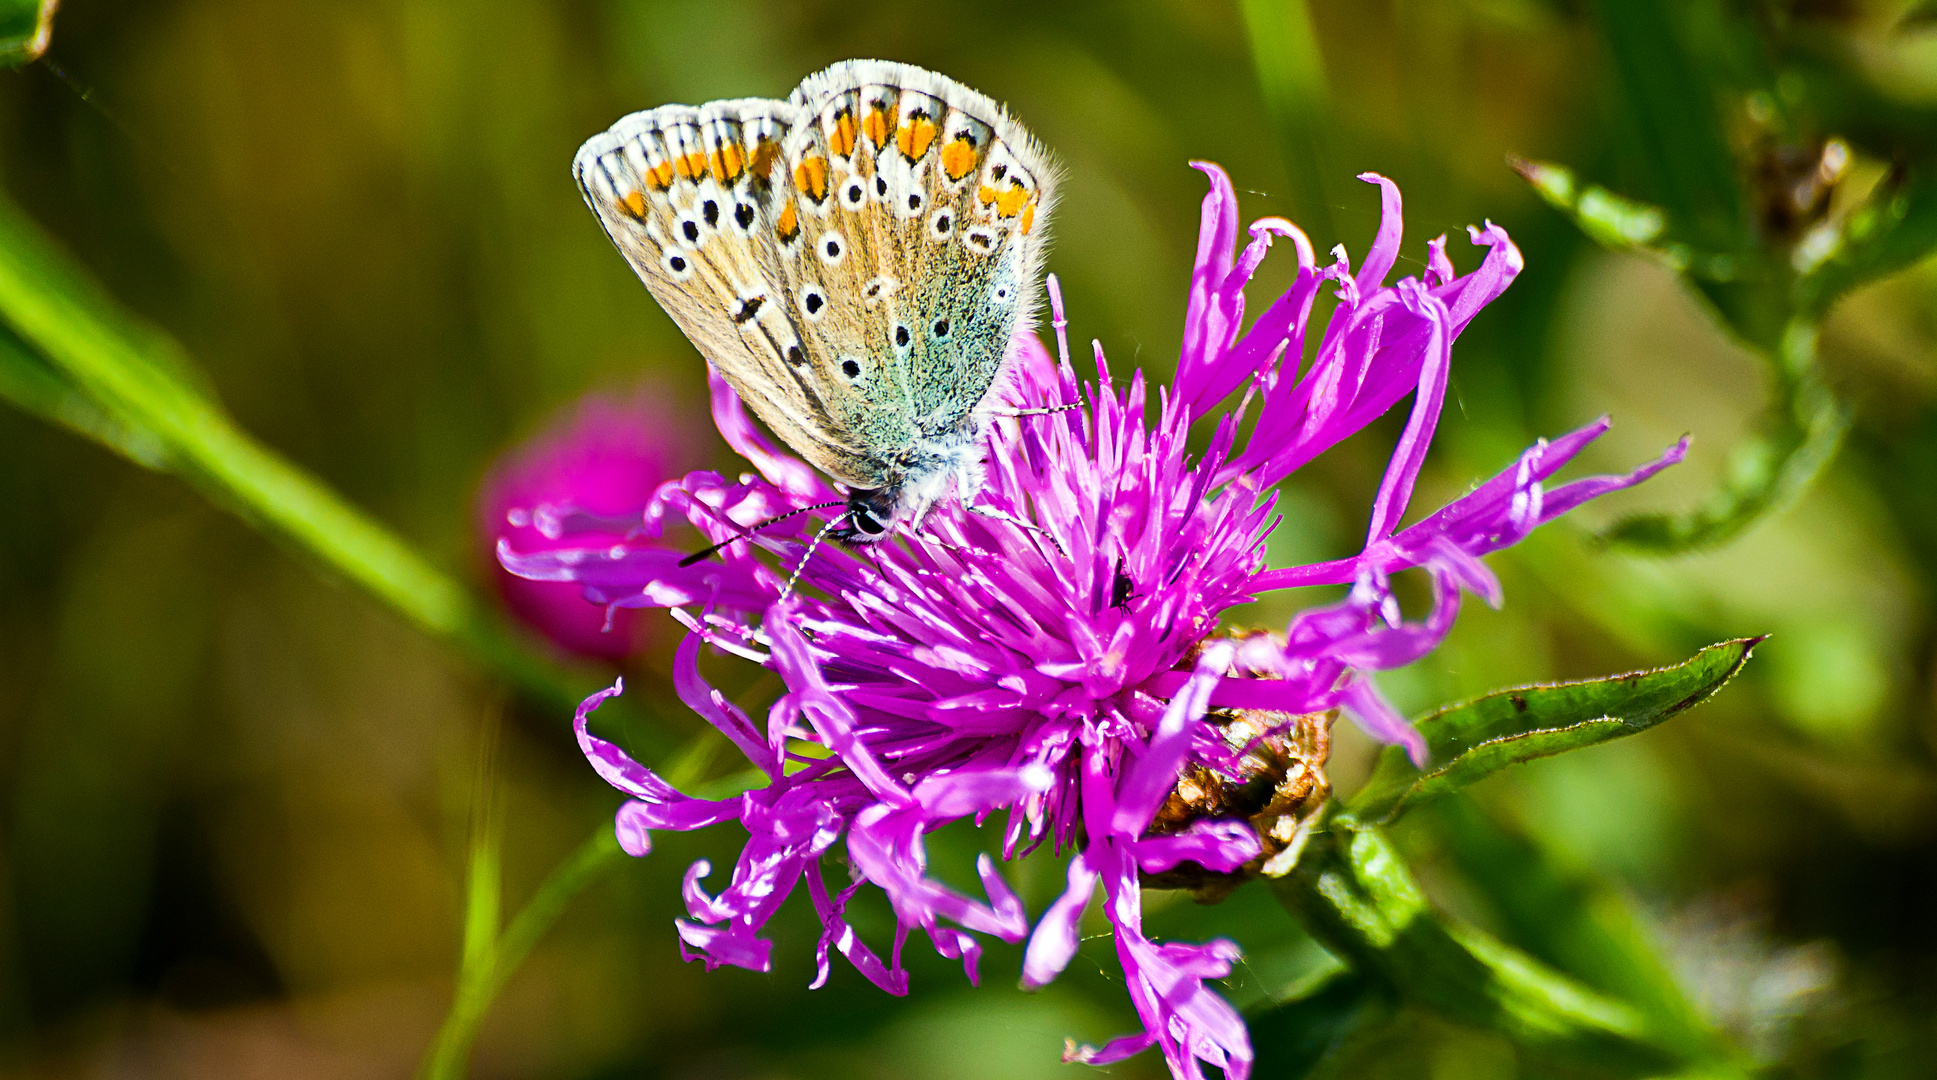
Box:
[502, 167, 1685, 1080]
[479, 389, 702, 660]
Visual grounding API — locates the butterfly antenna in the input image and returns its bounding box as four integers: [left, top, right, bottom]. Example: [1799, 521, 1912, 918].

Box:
[679, 500, 845, 567]
[776, 511, 848, 608]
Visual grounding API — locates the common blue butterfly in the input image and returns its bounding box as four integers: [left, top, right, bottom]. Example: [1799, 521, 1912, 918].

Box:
[574, 60, 1058, 545]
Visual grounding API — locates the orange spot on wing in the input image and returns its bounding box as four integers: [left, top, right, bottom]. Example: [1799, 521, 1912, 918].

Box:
[646, 160, 675, 191]
[776, 201, 800, 242]
[794, 155, 830, 203]
[749, 137, 780, 179]
[897, 114, 938, 162]
[674, 151, 707, 180]
[995, 183, 1030, 217]
[709, 142, 745, 185]
[863, 103, 894, 147]
[977, 184, 998, 207]
[829, 108, 857, 158]
[1020, 201, 1036, 235]
[942, 136, 978, 182]
[621, 190, 647, 218]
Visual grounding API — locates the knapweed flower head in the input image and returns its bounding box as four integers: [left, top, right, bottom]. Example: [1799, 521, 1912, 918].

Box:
[499, 167, 1685, 1080]
[480, 388, 702, 660]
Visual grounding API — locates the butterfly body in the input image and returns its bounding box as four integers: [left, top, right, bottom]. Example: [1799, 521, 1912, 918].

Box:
[574, 60, 1057, 541]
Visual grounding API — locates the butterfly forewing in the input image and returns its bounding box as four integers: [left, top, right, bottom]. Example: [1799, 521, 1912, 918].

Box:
[574, 96, 869, 486]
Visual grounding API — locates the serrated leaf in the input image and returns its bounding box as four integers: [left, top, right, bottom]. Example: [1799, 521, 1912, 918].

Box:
[1347, 638, 1762, 823]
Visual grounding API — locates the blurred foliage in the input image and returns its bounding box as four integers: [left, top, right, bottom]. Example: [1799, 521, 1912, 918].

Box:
[1517, 0, 1937, 551]
[0, 0, 53, 68]
[0, 1, 1935, 1079]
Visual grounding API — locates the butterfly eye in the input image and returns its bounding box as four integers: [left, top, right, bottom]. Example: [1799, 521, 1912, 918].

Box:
[852, 508, 888, 537]
[800, 289, 827, 319]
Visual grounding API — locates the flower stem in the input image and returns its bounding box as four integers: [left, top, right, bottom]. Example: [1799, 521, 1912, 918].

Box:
[418, 824, 626, 1080]
[1271, 818, 1748, 1076]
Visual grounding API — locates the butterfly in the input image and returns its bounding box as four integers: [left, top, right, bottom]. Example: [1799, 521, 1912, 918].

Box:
[573, 59, 1058, 545]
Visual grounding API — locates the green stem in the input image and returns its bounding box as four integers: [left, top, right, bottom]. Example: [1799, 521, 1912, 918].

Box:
[0, 188, 641, 733]
[418, 825, 625, 1080]
[1272, 818, 1747, 1076]
[1431, 797, 1722, 1062]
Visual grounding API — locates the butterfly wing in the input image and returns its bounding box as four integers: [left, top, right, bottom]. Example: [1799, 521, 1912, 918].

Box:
[575, 63, 1057, 496]
[573, 96, 879, 488]
[779, 61, 1059, 460]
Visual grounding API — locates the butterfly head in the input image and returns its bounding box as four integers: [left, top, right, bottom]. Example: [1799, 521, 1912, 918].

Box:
[833, 436, 987, 544]
[835, 487, 899, 544]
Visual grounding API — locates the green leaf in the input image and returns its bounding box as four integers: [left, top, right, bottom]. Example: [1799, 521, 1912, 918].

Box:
[1513, 158, 1669, 252]
[0, 0, 54, 67]
[1348, 638, 1762, 823]
[1272, 822, 1716, 1076]
[0, 324, 167, 466]
[1794, 166, 1937, 316]
[1510, 156, 1751, 285]
[1431, 797, 1723, 1062]
[418, 823, 625, 1080]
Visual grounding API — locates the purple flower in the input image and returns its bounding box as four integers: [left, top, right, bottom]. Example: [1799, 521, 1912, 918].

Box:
[480, 388, 720, 660]
[501, 166, 1684, 1080]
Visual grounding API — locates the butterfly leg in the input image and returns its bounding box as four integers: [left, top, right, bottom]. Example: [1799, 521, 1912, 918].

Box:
[988, 403, 1081, 418]
[964, 501, 1067, 559]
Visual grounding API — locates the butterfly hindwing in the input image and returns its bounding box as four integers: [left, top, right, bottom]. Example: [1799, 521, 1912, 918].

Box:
[778, 61, 1059, 470]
